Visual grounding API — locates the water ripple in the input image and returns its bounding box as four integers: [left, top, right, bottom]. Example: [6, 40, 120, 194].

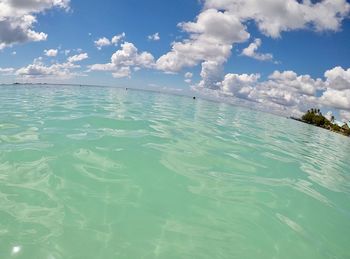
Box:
[0, 85, 349, 259]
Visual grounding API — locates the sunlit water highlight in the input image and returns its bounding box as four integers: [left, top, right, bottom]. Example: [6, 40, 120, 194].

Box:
[0, 85, 349, 259]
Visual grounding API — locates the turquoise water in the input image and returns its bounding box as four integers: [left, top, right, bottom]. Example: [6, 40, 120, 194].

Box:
[0, 85, 350, 259]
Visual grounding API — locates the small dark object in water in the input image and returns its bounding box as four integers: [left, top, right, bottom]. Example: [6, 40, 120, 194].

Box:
[126, 88, 128, 90]
[193, 96, 196, 100]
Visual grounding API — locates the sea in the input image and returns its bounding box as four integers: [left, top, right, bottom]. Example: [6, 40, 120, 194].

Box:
[0, 84, 349, 259]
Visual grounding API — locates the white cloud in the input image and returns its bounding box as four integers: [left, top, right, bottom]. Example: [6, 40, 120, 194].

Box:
[112, 67, 131, 79]
[111, 32, 125, 45]
[94, 33, 125, 49]
[16, 58, 81, 79]
[204, 0, 350, 38]
[44, 48, 58, 57]
[15, 51, 88, 80]
[148, 32, 160, 41]
[157, 0, 349, 90]
[110, 43, 154, 67]
[324, 66, 350, 90]
[241, 38, 273, 61]
[198, 60, 226, 89]
[248, 81, 315, 108]
[94, 37, 111, 50]
[67, 53, 88, 63]
[156, 8, 249, 74]
[319, 66, 350, 111]
[219, 73, 260, 96]
[268, 70, 324, 96]
[339, 110, 350, 122]
[320, 89, 350, 110]
[0, 0, 70, 49]
[185, 72, 193, 79]
[0, 67, 15, 75]
[157, 8, 250, 89]
[205, 68, 339, 115]
[250, 72, 323, 110]
[207, 66, 350, 118]
[184, 72, 193, 83]
[90, 42, 154, 78]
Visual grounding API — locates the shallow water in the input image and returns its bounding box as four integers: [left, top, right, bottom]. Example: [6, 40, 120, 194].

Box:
[0, 85, 349, 259]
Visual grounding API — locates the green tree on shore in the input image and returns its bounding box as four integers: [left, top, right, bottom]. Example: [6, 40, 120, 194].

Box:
[301, 108, 350, 136]
[302, 109, 326, 126]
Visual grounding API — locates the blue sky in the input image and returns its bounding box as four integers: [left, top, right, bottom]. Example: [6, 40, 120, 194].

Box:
[0, 0, 350, 121]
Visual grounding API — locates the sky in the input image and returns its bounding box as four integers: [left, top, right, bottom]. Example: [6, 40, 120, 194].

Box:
[0, 0, 350, 122]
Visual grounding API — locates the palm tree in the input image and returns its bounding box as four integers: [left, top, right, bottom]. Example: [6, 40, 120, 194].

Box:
[331, 115, 335, 124]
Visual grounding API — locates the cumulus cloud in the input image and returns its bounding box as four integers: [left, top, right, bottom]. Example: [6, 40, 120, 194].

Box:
[94, 33, 125, 49]
[148, 32, 160, 41]
[0, 67, 15, 75]
[185, 72, 193, 78]
[248, 81, 317, 108]
[219, 73, 260, 96]
[184, 72, 193, 83]
[241, 38, 273, 61]
[111, 33, 125, 44]
[207, 65, 350, 118]
[204, 0, 350, 38]
[157, 8, 251, 89]
[16, 58, 80, 79]
[67, 53, 88, 63]
[324, 66, 350, 90]
[319, 66, 350, 110]
[90, 42, 154, 78]
[44, 48, 58, 57]
[0, 0, 70, 49]
[94, 37, 110, 50]
[198, 60, 226, 89]
[156, 8, 249, 73]
[205, 68, 335, 116]
[267, 70, 325, 96]
[339, 110, 350, 122]
[156, 0, 349, 90]
[16, 51, 88, 79]
[320, 89, 350, 110]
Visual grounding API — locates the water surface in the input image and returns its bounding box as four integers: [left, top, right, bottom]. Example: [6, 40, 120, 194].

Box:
[0, 85, 349, 259]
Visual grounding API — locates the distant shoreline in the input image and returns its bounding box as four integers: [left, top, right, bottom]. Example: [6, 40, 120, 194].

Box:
[290, 116, 350, 137]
